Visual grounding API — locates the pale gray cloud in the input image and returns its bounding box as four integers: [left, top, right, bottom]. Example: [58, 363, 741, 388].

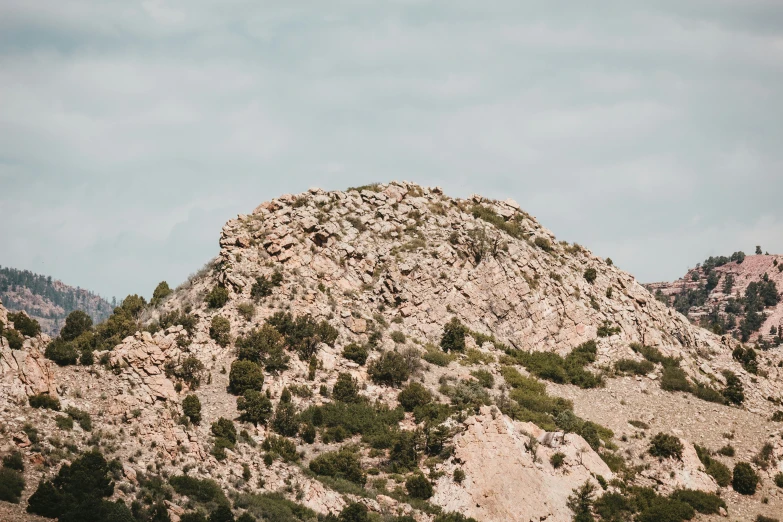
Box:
[1, 0, 782, 300]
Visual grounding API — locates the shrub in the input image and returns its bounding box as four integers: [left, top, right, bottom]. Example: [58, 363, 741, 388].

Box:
[722, 371, 745, 405]
[169, 475, 228, 506]
[423, 346, 454, 367]
[567, 481, 596, 522]
[8, 312, 41, 337]
[27, 450, 116, 519]
[338, 502, 369, 522]
[151, 280, 172, 307]
[209, 316, 231, 347]
[309, 449, 366, 485]
[405, 473, 433, 499]
[45, 338, 80, 366]
[234, 492, 314, 522]
[3, 328, 23, 349]
[434, 514, 478, 522]
[453, 468, 465, 483]
[368, 351, 410, 387]
[550, 452, 566, 469]
[470, 369, 494, 388]
[56, 415, 74, 430]
[29, 393, 61, 410]
[205, 285, 229, 308]
[774, 472, 783, 488]
[584, 268, 597, 284]
[390, 431, 419, 472]
[733, 462, 759, 495]
[342, 343, 369, 365]
[509, 341, 601, 389]
[298, 401, 403, 449]
[614, 359, 654, 375]
[670, 489, 726, 514]
[237, 302, 255, 321]
[250, 272, 282, 300]
[333, 373, 361, 403]
[660, 366, 691, 393]
[177, 356, 206, 389]
[596, 321, 620, 337]
[262, 434, 299, 463]
[397, 382, 432, 412]
[390, 331, 406, 344]
[718, 445, 735, 457]
[266, 311, 338, 360]
[60, 310, 93, 341]
[271, 400, 299, 437]
[237, 390, 273, 426]
[2, 451, 24, 472]
[534, 236, 553, 252]
[0, 467, 24, 503]
[183, 394, 202, 424]
[211, 418, 237, 446]
[756, 516, 780, 522]
[440, 317, 467, 352]
[65, 407, 92, 431]
[229, 360, 264, 395]
[649, 433, 683, 460]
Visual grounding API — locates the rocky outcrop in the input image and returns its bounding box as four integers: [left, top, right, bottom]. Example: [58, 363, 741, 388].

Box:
[432, 406, 613, 522]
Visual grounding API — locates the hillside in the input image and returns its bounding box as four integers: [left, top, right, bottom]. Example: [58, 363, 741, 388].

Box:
[647, 252, 783, 346]
[2, 182, 783, 522]
[0, 266, 114, 336]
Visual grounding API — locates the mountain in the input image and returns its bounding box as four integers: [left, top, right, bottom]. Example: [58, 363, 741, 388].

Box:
[1, 182, 782, 522]
[647, 252, 783, 346]
[0, 266, 114, 336]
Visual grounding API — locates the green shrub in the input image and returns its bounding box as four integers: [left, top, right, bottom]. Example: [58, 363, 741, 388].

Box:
[441, 379, 491, 412]
[211, 418, 237, 447]
[405, 473, 433, 499]
[470, 369, 494, 388]
[434, 513, 478, 522]
[508, 341, 601, 389]
[271, 400, 299, 437]
[660, 366, 691, 393]
[8, 312, 41, 337]
[423, 346, 454, 367]
[440, 317, 467, 352]
[309, 449, 366, 485]
[756, 516, 780, 522]
[183, 394, 202, 424]
[584, 268, 597, 284]
[390, 331, 406, 344]
[237, 390, 273, 426]
[397, 382, 432, 412]
[56, 415, 74, 430]
[550, 452, 566, 469]
[299, 401, 403, 449]
[722, 371, 745, 405]
[0, 467, 24, 503]
[732, 462, 759, 495]
[45, 338, 80, 366]
[237, 302, 256, 321]
[209, 316, 231, 347]
[534, 236, 553, 251]
[333, 373, 361, 403]
[169, 475, 228, 506]
[266, 312, 338, 360]
[250, 272, 282, 301]
[774, 472, 783, 488]
[262, 435, 299, 463]
[670, 489, 725, 514]
[342, 343, 369, 365]
[65, 407, 92, 431]
[649, 433, 683, 460]
[2, 451, 24, 472]
[234, 492, 315, 522]
[771, 411, 783, 422]
[630, 343, 680, 367]
[692, 383, 727, 404]
[27, 450, 117, 519]
[636, 498, 694, 522]
[229, 360, 264, 395]
[151, 281, 172, 306]
[338, 502, 369, 522]
[60, 310, 93, 341]
[597, 321, 620, 337]
[205, 285, 229, 308]
[29, 393, 61, 410]
[3, 328, 24, 350]
[614, 358, 654, 375]
[368, 351, 410, 387]
[453, 468, 465, 483]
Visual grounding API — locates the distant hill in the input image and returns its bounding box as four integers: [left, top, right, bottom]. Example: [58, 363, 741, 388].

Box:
[647, 251, 783, 346]
[0, 266, 114, 336]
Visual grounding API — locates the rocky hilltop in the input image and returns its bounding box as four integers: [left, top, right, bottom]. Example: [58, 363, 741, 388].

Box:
[648, 252, 783, 346]
[2, 182, 783, 522]
[0, 266, 114, 336]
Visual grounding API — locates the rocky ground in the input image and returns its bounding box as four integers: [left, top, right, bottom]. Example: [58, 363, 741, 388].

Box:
[1, 181, 782, 522]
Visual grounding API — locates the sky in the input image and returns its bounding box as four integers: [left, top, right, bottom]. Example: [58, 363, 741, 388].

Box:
[1, 1, 782, 302]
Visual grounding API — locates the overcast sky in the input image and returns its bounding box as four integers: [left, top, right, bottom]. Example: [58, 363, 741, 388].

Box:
[2, 1, 782, 301]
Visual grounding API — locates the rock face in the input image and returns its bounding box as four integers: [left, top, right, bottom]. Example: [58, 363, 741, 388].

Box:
[2, 182, 783, 522]
[433, 406, 613, 522]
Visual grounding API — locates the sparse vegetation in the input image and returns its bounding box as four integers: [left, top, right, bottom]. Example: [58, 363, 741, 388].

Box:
[649, 433, 683, 460]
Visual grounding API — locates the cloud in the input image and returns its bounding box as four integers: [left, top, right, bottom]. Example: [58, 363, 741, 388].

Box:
[1, 0, 782, 299]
